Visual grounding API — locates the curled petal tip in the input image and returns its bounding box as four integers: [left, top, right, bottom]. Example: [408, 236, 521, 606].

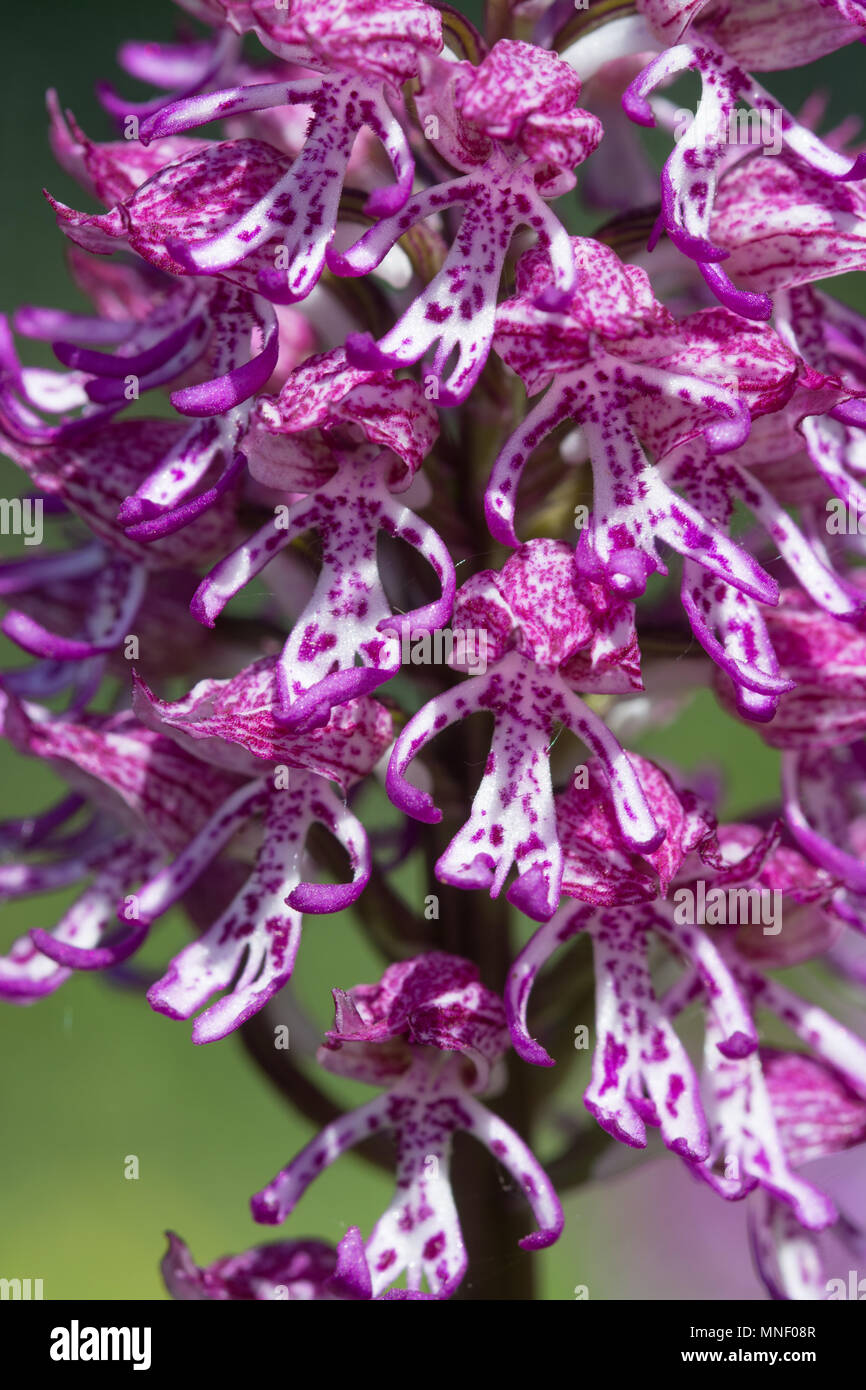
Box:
[669, 1133, 711, 1163]
[483, 496, 520, 549]
[838, 151, 866, 183]
[519, 1225, 562, 1252]
[386, 774, 441, 825]
[699, 263, 773, 321]
[510, 1028, 556, 1068]
[621, 85, 656, 128]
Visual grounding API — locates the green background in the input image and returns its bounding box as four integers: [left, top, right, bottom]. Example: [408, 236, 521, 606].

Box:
[1, 0, 864, 1301]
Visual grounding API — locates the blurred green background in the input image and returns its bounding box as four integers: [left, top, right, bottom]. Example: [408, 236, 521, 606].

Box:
[1, 0, 864, 1302]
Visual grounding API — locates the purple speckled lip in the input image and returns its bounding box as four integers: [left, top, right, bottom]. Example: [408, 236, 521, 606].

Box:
[3, 0, 866, 1304]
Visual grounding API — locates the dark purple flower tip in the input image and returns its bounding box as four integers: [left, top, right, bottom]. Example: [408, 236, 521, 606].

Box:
[171, 331, 279, 418]
[519, 1222, 562, 1252]
[29, 921, 149, 970]
[343, 331, 401, 371]
[483, 490, 521, 548]
[286, 878, 366, 914]
[508, 1023, 555, 1069]
[668, 1134, 701, 1160]
[506, 865, 556, 922]
[699, 262, 773, 322]
[830, 398, 866, 427]
[249, 1191, 281, 1226]
[837, 151, 866, 182]
[384, 759, 442, 824]
[716, 1029, 759, 1061]
[621, 82, 656, 128]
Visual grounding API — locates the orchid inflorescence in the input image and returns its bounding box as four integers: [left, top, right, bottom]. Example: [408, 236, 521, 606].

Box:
[2, 0, 866, 1302]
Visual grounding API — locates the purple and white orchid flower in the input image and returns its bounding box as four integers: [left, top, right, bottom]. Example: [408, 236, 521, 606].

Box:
[330, 40, 603, 403]
[251, 952, 563, 1298]
[387, 539, 662, 922]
